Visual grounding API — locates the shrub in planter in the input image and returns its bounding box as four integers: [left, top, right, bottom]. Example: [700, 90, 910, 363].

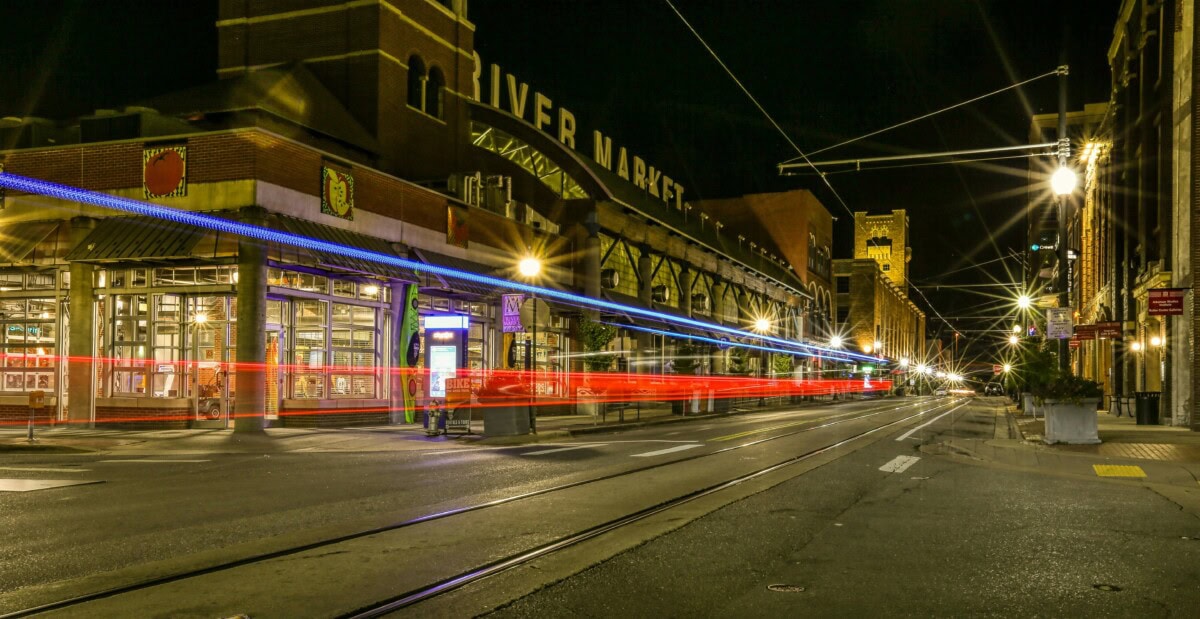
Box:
[1033, 372, 1103, 444]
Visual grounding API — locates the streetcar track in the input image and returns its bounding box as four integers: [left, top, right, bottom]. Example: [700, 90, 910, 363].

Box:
[0, 397, 962, 618]
[344, 399, 972, 616]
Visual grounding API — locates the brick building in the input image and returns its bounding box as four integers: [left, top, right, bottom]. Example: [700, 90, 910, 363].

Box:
[0, 0, 850, 429]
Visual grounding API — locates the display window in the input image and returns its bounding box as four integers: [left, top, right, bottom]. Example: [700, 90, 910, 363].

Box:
[0, 298, 58, 393]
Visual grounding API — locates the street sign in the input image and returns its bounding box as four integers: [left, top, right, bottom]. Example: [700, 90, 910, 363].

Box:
[1148, 288, 1186, 316]
[1073, 324, 1096, 340]
[1046, 308, 1073, 339]
[1095, 322, 1122, 339]
[501, 293, 524, 333]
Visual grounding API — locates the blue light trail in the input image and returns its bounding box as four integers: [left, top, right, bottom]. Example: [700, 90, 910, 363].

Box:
[0, 172, 881, 363]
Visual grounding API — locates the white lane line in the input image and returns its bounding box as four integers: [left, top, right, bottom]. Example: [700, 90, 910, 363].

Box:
[522, 444, 608, 456]
[879, 455, 921, 473]
[97, 459, 210, 463]
[0, 466, 90, 473]
[630, 444, 704, 458]
[0, 479, 103, 492]
[895, 402, 968, 442]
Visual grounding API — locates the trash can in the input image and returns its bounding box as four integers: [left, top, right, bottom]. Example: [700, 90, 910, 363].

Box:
[1135, 392, 1161, 425]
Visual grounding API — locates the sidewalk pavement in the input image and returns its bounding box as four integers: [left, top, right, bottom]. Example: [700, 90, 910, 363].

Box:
[932, 398, 1200, 495]
[0, 397, 841, 456]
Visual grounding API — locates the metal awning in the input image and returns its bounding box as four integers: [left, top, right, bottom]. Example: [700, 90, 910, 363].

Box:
[410, 248, 504, 298]
[272, 215, 411, 281]
[65, 216, 221, 262]
[0, 220, 61, 265]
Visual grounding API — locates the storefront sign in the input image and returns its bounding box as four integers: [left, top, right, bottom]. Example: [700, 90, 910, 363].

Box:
[1069, 339, 1081, 349]
[1095, 321, 1122, 339]
[399, 284, 421, 423]
[1046, 308, 1073, 340]
[1073, 324, 1096, 340]
[473, 53, 685, 210]
[1148, 288, 1186, 316]
[321, 166, 354, 220]
[502, 293, 524, 333]
[425, 315, 470, 330]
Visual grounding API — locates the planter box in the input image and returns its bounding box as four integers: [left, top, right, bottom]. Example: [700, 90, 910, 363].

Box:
[1042, 398, 1101, 445]
[483, 405, 532, 437]
[1021, 393, 1035, 416]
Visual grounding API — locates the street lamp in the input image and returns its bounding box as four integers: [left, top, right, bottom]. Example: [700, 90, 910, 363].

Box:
[1050, 166, 1077, 196]
[1012, 324, 1021, 333]
[1008, 334, 1019, 345]
[1130, 341, 1142, 352]
[829, 335, 843, 348]
[1017, 295, 1032, 310]
[518, 254, 542, 433]
[1003, 363, 1012, 373]
[1150, 336, 1162, 347]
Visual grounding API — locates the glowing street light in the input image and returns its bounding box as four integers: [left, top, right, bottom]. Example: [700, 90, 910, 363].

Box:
[1016, 295, 1033, 310]
[1130, 341, 1143, 352]
[518, 256, 542, 277]
[1050, 166, 1077, 196]
[899, 357, 909, 367]
[1012, 325, 1021, 333]
[753, 317, 771, 333]
[1003, 363, 1012, 373]
[873, 340, 882, 352]
[829, 335, 843, 348]
[1150, 336, 1162, 347]
[193, 313, 208, 325]
[1008, 334, 1019, 345]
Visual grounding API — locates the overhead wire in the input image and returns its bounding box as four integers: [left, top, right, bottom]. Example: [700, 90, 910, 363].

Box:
[663, 0, 964, 337]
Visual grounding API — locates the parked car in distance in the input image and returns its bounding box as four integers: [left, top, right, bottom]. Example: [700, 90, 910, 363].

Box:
[934, 387, 948, 396]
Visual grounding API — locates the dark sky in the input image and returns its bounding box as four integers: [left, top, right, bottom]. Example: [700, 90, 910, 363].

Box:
[0, 0, 1121, 354]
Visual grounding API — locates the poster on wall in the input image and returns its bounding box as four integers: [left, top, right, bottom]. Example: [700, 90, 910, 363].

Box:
[447, 205, 469, 248]
[321, 166, 354, 220]
[428, 345, 457, 398]
[143, 145, 187, 199]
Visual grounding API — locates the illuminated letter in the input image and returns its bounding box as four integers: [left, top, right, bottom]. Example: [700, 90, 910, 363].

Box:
[661, 174, 674, 205]
[617, 148, 630, 180]
[674, 184, 685, 210]
[489, 64, 501, 108]
[633, 156, 646, 189]
[534, 92, 552, 131]
[472, 52, 482, 101]
[507, 74, 529, 119]
[558, 108, 576, 150]
[593, 131, 612, 169]
[647, 166, 662, 197]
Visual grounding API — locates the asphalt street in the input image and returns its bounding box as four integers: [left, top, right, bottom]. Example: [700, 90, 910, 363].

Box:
[0, 397, 955, 615]
[486, 400, 1200, 618]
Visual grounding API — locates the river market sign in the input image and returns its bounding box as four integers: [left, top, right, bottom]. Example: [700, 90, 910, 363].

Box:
[473, 53, 686, 210]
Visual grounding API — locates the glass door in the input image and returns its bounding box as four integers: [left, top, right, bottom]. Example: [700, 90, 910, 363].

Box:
[189, 296, 231, 428]
[265, 328, 282, 421]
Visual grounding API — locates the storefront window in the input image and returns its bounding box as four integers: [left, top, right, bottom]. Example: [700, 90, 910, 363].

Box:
[0, 299, 57, 392]
[152, 295, 183, 397]
[330, 303, 376, 398]
[291, 299, 327, 398]
[110, 294, 149, 394]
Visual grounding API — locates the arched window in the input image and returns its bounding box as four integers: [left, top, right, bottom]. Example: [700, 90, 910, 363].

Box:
[407, 55, 426, 110]
[425, 66, 445, 119]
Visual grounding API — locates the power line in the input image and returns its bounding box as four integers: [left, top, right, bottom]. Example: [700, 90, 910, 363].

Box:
[779, 67, 1065, 164]
[662, 0, 960, 335]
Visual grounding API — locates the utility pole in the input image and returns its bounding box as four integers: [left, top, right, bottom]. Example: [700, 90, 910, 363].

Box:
[1056, 63, 1071, 374]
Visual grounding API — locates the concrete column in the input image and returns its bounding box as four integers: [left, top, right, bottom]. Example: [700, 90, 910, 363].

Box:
[711, 279, 727, 325]
[636, 248, 653, 374]
[389, 282, 406, 423]
[234, 207, 267, 433]
[679, 267, 693, 317]
[582, 215, 601, 320]
[67, 217, 96, 426]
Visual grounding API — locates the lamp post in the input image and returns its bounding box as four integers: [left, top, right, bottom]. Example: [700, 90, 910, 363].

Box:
[1051, 63, 1074, 374]
[518, 255, 542, 433]
[753, 317, 771, 406]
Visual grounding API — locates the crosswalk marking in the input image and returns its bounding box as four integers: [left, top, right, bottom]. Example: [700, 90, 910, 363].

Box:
[631, 444, 704, 458]
[523, 444, 608, 456]
[879, 455, 920, 473]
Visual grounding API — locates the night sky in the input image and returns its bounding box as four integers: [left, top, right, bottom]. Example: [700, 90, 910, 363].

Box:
[0, 0, 1120, 359]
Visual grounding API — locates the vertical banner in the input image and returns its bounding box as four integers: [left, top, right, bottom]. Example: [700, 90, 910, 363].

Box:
[399, 284, 421, 423]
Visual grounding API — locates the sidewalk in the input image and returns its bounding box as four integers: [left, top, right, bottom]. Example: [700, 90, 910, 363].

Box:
[0, 397, 841, 456]
[932, 399, 1200, 493]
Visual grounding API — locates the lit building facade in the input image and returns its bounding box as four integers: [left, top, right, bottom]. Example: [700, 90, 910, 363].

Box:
[0, 0, 828, 428]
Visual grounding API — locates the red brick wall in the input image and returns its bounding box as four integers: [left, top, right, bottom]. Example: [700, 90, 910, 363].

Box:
[279, 407, 390, 428]
[0, 405, 54, 426]
[95, 406, 191, 429]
